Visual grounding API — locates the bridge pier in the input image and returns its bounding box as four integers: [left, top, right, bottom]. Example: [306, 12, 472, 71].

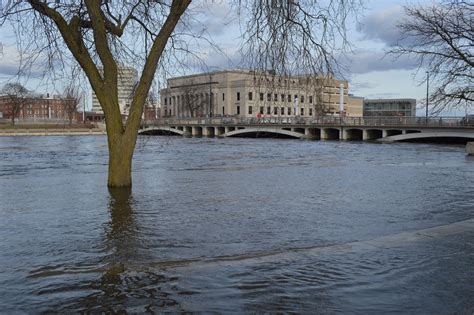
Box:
[343, 129, 363, 141]
[321, 128, 340, 140]
[216, 127, 225, 137]
[203, 126, 215, 137]
[192, 126, 202, 137]
[184, 126, 192, 136]
[305, 128, 320, 140]
[363, 129, 383, 141]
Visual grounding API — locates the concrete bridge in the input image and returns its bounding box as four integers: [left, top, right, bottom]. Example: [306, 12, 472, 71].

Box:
[139, 116, 474, 143]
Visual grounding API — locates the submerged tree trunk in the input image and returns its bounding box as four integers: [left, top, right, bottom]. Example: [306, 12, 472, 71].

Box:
[101, 95, 140, 188]
[107, 134, 135, 187]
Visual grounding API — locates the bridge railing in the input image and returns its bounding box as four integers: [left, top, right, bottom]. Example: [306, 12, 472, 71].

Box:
[143, 116, 474, 128]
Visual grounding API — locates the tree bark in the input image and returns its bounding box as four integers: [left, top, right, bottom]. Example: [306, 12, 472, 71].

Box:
[107, 132, 135, 188]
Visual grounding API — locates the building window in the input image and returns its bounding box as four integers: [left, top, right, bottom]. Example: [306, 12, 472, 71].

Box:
[248, 106, 253, 114]
[300, 108, 304, 115]
[266, 106, 271, 115]
[301, 96, 304, 103]
[164, 98, 167, 106]
[237, 92, 240, 101]
[274, 94, 278, 101]
[281, 107, 285, 115]
[248, 92, 253, 101]
[260, 106, 264, 114]
[237, 106, 240, 115]
[222, 106, 225, 115]
[288, 94, 291, 102]
[309, 96, 313, 104]
[267, 93, 271, 102]
[273, 107, 278, 115]
[287, 107, 291, 115]
[222, 93, 225, 101]
[294, 95, 298, 101]
[260, 93, 264, 101]
[309, 108, 313, 116]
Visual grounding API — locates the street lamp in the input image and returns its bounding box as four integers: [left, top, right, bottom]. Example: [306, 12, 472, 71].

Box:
[426, 71, 429, 120]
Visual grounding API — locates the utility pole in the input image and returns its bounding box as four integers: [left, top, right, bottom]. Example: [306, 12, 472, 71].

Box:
[426, 71, 429, 121]
[209, 74, 213, 118]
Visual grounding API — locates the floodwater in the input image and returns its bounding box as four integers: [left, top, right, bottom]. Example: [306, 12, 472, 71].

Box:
[0, 135, 473, 313]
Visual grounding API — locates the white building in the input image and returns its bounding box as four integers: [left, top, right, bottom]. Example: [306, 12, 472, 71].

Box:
[91, 66, 138, 115]
[160, 70, 363, 118]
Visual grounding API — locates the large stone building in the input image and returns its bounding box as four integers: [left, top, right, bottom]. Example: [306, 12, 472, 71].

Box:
[0, 94, 75, 121]
[91, 66, 138, 115]
[160, 70, 363, 119]
[363, 98, 417, 117]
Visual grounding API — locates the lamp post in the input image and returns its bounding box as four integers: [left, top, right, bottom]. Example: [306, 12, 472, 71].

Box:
[209, 73, 212, 118]
[425, 71, 429, 123]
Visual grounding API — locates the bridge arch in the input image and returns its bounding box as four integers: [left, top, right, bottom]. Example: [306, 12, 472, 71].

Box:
[365, 129, 383, 140]
[139, 127, 184, 136]
[322, 128, 340, 140]
[224, 127, 305, 139]
[344, 128, 363, 141]
[381, 131, 474, 143]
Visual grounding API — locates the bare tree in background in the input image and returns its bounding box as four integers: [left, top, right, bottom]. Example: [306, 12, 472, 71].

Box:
[1, 0, 360, 187]
[181, 82, 206, 118]
[63, 85, 81, 125]
[390, 1, 473, 115]
[1, 83, 28, 126]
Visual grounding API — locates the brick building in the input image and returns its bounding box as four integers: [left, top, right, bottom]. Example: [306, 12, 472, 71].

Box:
[0, 95, 76, 121]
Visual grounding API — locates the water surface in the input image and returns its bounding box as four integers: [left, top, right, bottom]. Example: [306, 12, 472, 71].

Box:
[0, 136, 473, 313]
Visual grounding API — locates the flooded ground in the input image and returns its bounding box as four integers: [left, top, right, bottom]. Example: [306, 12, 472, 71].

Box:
[0, 135, 473, 313]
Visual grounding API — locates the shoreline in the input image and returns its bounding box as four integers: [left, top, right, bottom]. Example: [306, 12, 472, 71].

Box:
[0, 129, 106, 136]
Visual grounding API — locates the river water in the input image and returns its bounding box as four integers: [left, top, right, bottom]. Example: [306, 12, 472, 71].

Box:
[0, 135, 473, 313]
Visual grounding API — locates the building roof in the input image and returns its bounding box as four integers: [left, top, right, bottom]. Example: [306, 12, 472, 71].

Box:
[364, 98, 416, 103]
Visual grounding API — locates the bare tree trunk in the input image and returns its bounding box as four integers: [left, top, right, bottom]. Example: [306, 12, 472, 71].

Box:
[107, 132, 135, 187]
[99, 92, 140, 187]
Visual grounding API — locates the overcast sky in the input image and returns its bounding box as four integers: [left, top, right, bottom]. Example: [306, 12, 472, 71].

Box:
[0, 0, 439, 114]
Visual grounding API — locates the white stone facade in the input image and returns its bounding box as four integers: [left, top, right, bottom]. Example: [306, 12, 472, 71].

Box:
[160, 70, 363, 118]
[91, 66, 138, 115]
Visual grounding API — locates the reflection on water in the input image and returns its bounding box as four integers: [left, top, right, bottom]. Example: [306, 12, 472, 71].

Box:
[106, 187, 138, 262]
[0, 136, 473, 313]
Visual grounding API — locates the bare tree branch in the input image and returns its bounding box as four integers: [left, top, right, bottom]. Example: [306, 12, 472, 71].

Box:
[390, 1, 473, 114]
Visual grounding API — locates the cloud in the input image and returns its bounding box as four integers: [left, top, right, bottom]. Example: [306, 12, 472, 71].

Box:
[357, 5, 405, 46]
[184, 46, 242, 73]
[0, 44, 20, 76]
[342, 50, 418, 74]
[0, 44, 47, 78]
[183, 1, 239, 40]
